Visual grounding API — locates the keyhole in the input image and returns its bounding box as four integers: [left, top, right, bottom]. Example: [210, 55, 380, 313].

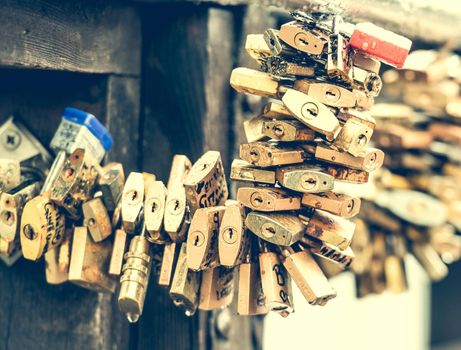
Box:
[194, 235, 199, 246]
[174, 200, 180, 211]
[23, 224, 37, 240]
[1, 211, 14, 226]
[228, 228, 233, 239]
[131, 191, 138, 201]
[151, 202, 157, 212]
[274, 125, 284, 137]
[325, 90, 337, 97]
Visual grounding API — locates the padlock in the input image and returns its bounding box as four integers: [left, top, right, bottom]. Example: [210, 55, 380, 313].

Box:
[230, 67, 288, 99]
[164, 155, 192, 242]
[411, 242, 448, 282]
[384, 234, 408, 293]
[240, 142, 306, 167]
[261, 56, 317, 77]
[237, 253, 268, 316]
[20, 192, 66, 261]
[324, 165, 369, 183]
[184, 151, 228, 215]
[159, 242, 179, 287]
[275, 164, 334, 193]
[263, 29, 298, 58]
[373, 124, 433, 150]
[230, 159, 276, 185]
[118, 234, 152, 322]
[355, 272, 374, 298]
[278, 21, 328, 56]
[187, 206, 225, 271]
[293, 80, 360, 109]
[352, 51, 381, 74]
[281, 245, 336, 305]
[349, 22, 412, 68]
[429, 123, 461, 145]
[0, 237, 22, 266]
[326, 33, 352, 83]
[109, 228, 128, 276]
[82, 197, 112, 242]
[369, 232, 387, 294]
[360, 200, 402, 232]
[0, 159, 21, 192]
[303, 210, 355, 250]
[243, 116, 270, 143]
[0, 180, 40, 242]
[282, 89, 341, 141]
[198, 266, 234, 310]
[245, 34, 272, 63]
[262, 119, 317, 142]
[258, 241, 294, 317]
[301, 235, 355, 269]
[99, 162, 125, 212]
[121, 172, 145, 234]
[237, 187, 301, 212]
[350, 219, 373, 275]
[429, 225, 461, 264]
[50, 148, 101, 219]
[301, 191, 361, 218]
[333, 111, 376, 156]
[144, 180, 169, 244]
[170, 242, 200, 316]
[45, 229, 71, 285]
[219, 200, 249, 267]
[50, 107, 113, 163]
[351, 66, 383, 97]
[261, 102, 292, 120]
[69, 226, 116, 293]
[245, 211, 305, 246]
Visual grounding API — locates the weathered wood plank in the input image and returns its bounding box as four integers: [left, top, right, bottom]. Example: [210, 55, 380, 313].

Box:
[0, 0, 141, 75]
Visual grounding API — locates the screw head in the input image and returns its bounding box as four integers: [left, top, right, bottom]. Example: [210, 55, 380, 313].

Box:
[3, 129, 21, 150]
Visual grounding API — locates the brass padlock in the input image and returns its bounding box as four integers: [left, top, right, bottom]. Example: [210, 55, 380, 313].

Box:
[245, 34, 272, 63]
[301, 235, 355, 269]
[0, 237, 22, 266]
[0, 159, 21, 192]
[263, 28, 298, 58]
[261, 56, 317, 77]
[83, 197, 112, 242]
[261, 102, 292, 120]
[350, 219, 373, 275]
[275, 164, 335, 193]
[164, 154, 192, 242]
[293, 80, 359, 109]
[198, 266, 234, 310]
[237, 254, 268, 316]
[324, 165, 369, 184]
[184, 151, 228, 215]
[384, 234, 408, 293]
[99, 162, 125, 212]
[159, 242, 179, 287]
[144, 180, 169, 244]
[301, 191, 361, 218]
[278, 21, 327, 56]
[351, 66, 382, 97]
[20, 192, 66, 261]
[326, 33, 352, 83]
[230, 67, 288, 99]
[187, 206, 225, 271]
[333, 111, 376, 156]
[44, 229, 71, 285]
[230, 159, 276, 185]
[237, 187, 301, 212]
[411, 241, 448, 282]
[282, 89, 341, 141]
[170, 242, 200, 316]
[303, 210, 355, 250]
[369, 232, 387, 294]
[240, 142, 306, 167]
[360, 200, 402, 232]
[218, 200, 249, 267]
[281, 246, 336, 306]
[244, 116, 270, 143]
[262, 119, 317, 142]
[259, 242, 294, 317]
[118, 235, 152, 322]
[121, 172, 145, 233]
[69, 226, 116, 293]
[109, 228, 128, 276]
[245, 211, 305, 246]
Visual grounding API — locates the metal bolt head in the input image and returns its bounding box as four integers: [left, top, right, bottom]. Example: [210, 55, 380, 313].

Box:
[3, 129, 21, 150]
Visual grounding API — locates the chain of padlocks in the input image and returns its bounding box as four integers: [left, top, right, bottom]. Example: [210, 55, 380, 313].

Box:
[5, 10, 459, 324]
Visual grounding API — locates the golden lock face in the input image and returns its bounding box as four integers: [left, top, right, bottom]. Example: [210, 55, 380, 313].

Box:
[159, 242, 178, 286]
[0, 159, 20, 192]
[275, 164, 334, 193]
[119, 235, 152, 322]
[187, 206, 225, 271]
[324, 165, 369, 184]
[50, 148, 100, 219]
[261, 102, 292, 120]
[170, 243, 200, 316]
[0, 181, 40, 242]
[240, 142, 306, 168]
[411, 242, 448, 282]
[199, 266, 234, 311]
[263, 28, 298, 57]
[144, 180, 169, 244]
[237, 187, 301, 212]
[69, 226, 116, 293]
[293, 80, 359, 109]
[184, 151, 228, 215]
[243, 116, 270, 143]
[121, 172, 144, 233]
[262, 119, 317, 142]
[311, 143, 384, 172]
[230, 67, 284, 99]
[245, 34, 272, 63]
[20, 192, 65, 261]
[99, 162, 125, 212]
[278, 21, 327, 56]
[281, 89, 340, 141]
[245, 211, 305, 246]
[164, 155, 192, 242]
[333, 118, 375, 157]
[218, 202, 249, 267]
[304, 210, 356, 250]
[282, 248, 336, 305]
[237, 260, 268, 315]
[83, 197, 112, 242]
[302, 236, 355, 269]
[109, 229, 128, 276]
[230, 159, 276, 185]
[301, 191, 361, 218]
[259, 250, 294, 317]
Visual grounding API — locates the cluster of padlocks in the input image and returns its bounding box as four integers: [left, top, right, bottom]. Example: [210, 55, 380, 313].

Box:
[0, 11, 417, 324]
[350, 50, 461, 296]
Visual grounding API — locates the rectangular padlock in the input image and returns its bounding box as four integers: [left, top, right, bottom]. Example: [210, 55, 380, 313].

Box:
[334, 111, 376, 156]
[245, 34, 272, 63]
[237, 257, 268, 316]
[373, 124, 433, 150]
[293, 80, 359, 109]
[411, 242, 448, 282]
[159, 242, 179, 287]
[244, 116, 270, 143]
[326, 33, 352, 83]
[384, 234, 408, 293]
[262, 119, 317, 142]
[263, 29, 298, 58]
[240, 142, 306, 167]
[301, 235, 355, 269]
[230, 67, 289, 99]
[350, 219, 373, 275]
[369, 232, 387, 294]
[276, 164, 335, 193]
[261, 56, 317, 77]
[230, 159, 276, 185]
[198, 266, 234, 311]
[278, 21, 328, 56]
[44, 239, 69, 285]
[83, 197, 112, 242]
[301, 191, 361, 218]
[261, 102, 292, 120]
[99, 162, 125, 212]
[109, 228, 128, 276]
[324, 165, 369, 183]
[144, 180, 169, 244]
[237, 187, 301, 212]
